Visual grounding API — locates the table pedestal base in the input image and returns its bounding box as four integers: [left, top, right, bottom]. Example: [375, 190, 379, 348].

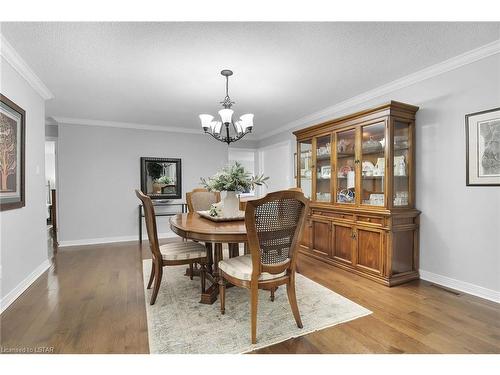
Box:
[183, 242, 240, 305]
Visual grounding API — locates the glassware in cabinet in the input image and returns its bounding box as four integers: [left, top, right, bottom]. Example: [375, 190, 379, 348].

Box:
[393, 121, 410, 206]
[360, 122, 386, 207]
[315, 135, 332, 202]
[335, 129, 356, 204]
[298, 140, 313, 199]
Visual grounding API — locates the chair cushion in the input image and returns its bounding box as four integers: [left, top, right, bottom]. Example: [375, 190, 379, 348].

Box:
[160, 241, 207, 261]
[218, 254, 286, 281]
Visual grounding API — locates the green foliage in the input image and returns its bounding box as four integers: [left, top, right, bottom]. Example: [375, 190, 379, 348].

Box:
[156, 175, 173, 185]
[147, 162, 163, 181]
[200, 162, 269, 192]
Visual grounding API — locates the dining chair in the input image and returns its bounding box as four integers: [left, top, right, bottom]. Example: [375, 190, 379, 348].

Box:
[218, 190, 309, 344]
[185, 188, 223, 274]
[135, 189, 207, 305]
[186, 188, 221, 213]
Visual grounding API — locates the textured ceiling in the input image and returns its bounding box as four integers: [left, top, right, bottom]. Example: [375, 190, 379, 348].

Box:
[1, 22, 499, 138]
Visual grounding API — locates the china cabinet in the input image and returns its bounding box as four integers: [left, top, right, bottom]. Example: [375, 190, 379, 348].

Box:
[294, 101, 420, 286]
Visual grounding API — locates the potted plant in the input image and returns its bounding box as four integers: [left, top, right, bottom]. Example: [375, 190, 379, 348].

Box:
[157, 175, 174, 194]
[201, 162, 268, 216]
[147, 162, 163, 194]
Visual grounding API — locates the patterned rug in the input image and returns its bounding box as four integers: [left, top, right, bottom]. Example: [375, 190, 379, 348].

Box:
[143, 259, 371, 353]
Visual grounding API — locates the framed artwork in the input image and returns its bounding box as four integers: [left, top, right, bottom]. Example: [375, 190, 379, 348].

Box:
[465, 107, 500, 186]
[140, 157, 182, 199]
[1, 94, 25, 211]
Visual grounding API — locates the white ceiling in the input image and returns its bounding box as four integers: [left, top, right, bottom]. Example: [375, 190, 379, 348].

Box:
[2, 22, 499, 138]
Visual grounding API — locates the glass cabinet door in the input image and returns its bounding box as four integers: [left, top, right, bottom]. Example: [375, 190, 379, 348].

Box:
[298, 140, 313, 199]
[360, 122, 386, 206]
[393, 121, 410, 207]
[315, 135, 332, 202]
[335, 129, 356, 204]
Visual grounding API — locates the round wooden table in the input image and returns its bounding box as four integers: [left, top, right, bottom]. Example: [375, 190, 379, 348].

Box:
[169, 213, 248, 304]
[170, 212, 247, 243]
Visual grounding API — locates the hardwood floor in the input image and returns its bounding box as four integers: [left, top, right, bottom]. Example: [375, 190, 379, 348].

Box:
[1, 239, 499, 354]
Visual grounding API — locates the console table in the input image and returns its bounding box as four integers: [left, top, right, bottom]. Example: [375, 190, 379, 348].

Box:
[138, 201, 187, 242]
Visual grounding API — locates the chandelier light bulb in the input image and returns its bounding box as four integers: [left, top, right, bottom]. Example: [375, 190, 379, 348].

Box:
[212, 121, 222, 135]
[199, 114, 214, 131]
[240, 113, 254, 130]
[235, 120, 243, 135]
[218, 109, 234, 124]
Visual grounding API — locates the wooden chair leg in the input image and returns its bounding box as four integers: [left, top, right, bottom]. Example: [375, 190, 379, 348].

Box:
[250, 284, 258, 344]
[189, 263, 194, 280]
[147, 260, 155, 289]
[219, 276, 226, 314]
[270, 286, 277, 302]
[200, 263, 206, 293]
[286, 273, 303, 328]
[150, 263, 163, 305]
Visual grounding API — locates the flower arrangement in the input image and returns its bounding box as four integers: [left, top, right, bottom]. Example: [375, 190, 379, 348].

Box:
[155, 175, 173, 185]
[200, 162, 269, 192]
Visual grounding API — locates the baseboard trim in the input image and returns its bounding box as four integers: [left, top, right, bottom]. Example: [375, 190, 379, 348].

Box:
[58, 232, 179, 247]
[419, 269, 500, 304]
[1, 259, 51, 314]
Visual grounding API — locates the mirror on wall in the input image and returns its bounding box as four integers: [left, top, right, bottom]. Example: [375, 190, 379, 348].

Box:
[140, 157, 182, 200]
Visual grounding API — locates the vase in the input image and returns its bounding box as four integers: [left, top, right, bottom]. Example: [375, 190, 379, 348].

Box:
[152, 183, 166, 194]
[222, 191, 239, 217]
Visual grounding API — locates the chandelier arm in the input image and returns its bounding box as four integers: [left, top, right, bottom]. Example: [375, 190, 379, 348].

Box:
[206, 129, 228, 143]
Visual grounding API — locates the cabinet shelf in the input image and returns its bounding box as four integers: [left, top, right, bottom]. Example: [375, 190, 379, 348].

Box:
[316, 154, 331, 160]
[337, 152, 355, 158]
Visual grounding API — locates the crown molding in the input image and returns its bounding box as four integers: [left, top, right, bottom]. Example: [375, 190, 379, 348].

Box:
[53, 116, 260, 140]
[53, 116, 206, 135]
[0, 33, 54, 101]
[258, 39, 500, 140]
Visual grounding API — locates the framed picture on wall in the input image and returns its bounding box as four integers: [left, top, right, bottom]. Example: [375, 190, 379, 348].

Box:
[0, 94, 25, 211]
[140, 157, 182, 199]
[466, 107, 500, 186]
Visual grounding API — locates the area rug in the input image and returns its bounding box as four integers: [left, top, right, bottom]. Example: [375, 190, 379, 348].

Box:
[143, 259, 371, 354]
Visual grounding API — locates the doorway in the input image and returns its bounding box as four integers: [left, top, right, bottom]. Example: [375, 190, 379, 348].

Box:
[45, 139, 57, 256]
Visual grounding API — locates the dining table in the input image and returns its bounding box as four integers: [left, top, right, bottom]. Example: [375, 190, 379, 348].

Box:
[169, 212, 248, 304]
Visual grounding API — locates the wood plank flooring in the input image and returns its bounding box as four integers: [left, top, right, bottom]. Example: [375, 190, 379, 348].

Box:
[1, 239, 499, 354]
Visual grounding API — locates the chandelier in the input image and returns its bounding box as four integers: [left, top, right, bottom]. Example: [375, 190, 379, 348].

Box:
[199, 69, 254, 145]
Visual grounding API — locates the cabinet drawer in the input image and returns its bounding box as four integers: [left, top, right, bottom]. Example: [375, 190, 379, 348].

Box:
[357, 215, 383, 226]
[313, 210, 354, 221]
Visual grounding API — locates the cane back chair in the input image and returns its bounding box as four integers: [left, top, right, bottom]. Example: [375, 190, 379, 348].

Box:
[135, 189, 208, 305]
[186, 188, 221, 213]
[218, 190, 309, 344]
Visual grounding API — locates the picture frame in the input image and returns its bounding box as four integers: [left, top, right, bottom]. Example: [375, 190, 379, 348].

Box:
[465, 107, 500, 186]
[140, 157, 182, 199]
[1, 94, 25, 211]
